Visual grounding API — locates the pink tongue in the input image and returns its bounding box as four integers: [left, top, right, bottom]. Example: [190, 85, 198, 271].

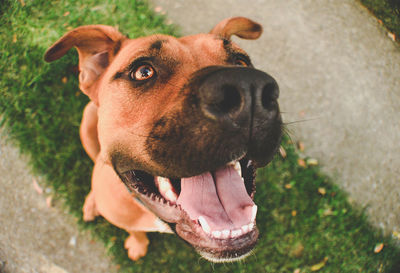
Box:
[176, 165, 254, 230]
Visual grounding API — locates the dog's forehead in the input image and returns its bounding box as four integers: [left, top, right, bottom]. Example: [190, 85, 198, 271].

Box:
[113, 33, 246, 69]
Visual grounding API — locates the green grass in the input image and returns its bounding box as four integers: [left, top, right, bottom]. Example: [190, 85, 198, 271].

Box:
[359, 0, 400, 42]
[1, 0, 399, 272]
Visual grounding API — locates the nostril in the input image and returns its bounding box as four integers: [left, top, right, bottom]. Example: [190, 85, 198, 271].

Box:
[261, 82, 279, 109]
[214, 84, 242, 115]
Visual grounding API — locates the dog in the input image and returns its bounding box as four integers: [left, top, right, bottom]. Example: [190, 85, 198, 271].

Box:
[44, 17, 282, 263]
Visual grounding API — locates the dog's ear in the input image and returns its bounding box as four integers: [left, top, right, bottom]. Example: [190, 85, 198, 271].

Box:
[210, 17, 262, 40]
[44, 25, 126, 102]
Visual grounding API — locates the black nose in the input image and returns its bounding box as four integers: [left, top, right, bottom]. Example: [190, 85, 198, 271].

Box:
[198, 66, 279, 128]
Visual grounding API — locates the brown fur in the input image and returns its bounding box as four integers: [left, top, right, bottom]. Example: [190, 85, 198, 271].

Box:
[45, 17, 263, 260]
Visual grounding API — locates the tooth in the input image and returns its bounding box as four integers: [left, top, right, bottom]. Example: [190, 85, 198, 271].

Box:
[198, 216, 211, 234]
[212, 230, 222, 238]
[221, 229, 230, 239]
[247, 160, 252, 168]
[251, 205, 257, 222]
[164, 189, 177, 203]
[248, 222, 254, 230]
[155, 176, 172, 192]
[231, 229, 243, 237]
[241, 224, 249, 234]
[233, 161, 242, 177]
[228, 161, 242, 177]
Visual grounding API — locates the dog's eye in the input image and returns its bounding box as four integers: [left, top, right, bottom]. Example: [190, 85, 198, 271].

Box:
[130, 65, 155, 81]
[235, 59, 248, 66]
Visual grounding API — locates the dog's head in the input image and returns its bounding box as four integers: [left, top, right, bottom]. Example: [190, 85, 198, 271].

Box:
[45, 17, 282, 262]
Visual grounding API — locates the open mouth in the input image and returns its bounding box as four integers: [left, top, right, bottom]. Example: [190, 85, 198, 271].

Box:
[118, 156, 258, 262]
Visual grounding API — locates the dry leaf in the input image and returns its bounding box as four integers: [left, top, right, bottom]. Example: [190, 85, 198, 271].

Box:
[310, 257, 328, 271]
[62, 77, 68, 84]
[110, 236, 117, 242]
[19, 0, 25, 7]
[285, 183, 292, 189]
[307, 158, 318, 166]
[392, 231, 400, 240]
[374, 243, 384, 253]
[63, 11, 70, 16]
[388, 32, 396, 42]
[293, 269, 301, 273]
[291, 210, 297, 217]
[33, 179, 43, 194]
[279, 146, 287, 158]
[154, 6, 162, 13]
[378, 19, 383, 25]
[12, 34, 17, 43]
[290, 242, 304, 257]
[75, 91, 81, 97]
[298, 158, 306, 168]
[318, 187, 326, 195]
[297, 141, 305, 151]
[323, 208, 333, 216]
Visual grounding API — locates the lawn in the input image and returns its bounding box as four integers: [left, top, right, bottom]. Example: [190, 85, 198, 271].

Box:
[1, 0, 399, 272]
[359, 0, 400, 42]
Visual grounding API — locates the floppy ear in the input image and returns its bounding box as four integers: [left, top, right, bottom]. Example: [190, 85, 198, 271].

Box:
[210, 17, 263, 40]
[44, 25, 127, 102]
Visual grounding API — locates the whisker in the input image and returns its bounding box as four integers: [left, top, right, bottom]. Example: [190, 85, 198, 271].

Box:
[283, 117, 320, 126]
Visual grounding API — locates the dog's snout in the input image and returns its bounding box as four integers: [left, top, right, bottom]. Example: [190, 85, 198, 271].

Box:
[201, 83, 243, 119]
[198, 66, 279, 128]
[261, 81, 279, 109]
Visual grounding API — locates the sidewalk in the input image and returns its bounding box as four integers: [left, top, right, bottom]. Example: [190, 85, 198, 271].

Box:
[0, 132, 116, 273]
[149, 0, 400, 234]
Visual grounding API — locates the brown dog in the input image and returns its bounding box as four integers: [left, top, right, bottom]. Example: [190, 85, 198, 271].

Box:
[44, 17, 282, 262]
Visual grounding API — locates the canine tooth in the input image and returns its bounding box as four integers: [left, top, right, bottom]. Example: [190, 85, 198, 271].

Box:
[248, 222, 254, 231]
[212, 230, 222, 238]
[221, 229, 230, 239]
[251, 205, 257, 222]
[241, 224, 249, 234]
[231, 229, 243, 237]
[233, 161, 242, 176]
[198, 216, 211, 234]
[164, 189, 177, 203]
[228, 161, 242, 177]
[155, 176, 173, 192]
[247, 160, 252, 168]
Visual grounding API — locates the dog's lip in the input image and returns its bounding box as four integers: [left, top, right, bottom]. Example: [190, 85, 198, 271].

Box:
[118, 156, 258, 261]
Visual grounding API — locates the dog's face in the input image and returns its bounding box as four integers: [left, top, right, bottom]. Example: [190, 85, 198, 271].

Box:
[45, 17, 282, 262]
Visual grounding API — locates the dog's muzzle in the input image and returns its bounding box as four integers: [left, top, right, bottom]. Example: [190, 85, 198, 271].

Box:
[117, 65, 282, 262]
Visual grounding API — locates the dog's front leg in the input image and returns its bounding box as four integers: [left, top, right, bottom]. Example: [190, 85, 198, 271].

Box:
[80, 101, 100, 162]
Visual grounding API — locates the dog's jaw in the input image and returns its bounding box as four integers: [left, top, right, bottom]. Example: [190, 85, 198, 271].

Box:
[118, 156, 259, 262]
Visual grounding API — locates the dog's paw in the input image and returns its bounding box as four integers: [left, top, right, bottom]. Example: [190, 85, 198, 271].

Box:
[82, 191, 100, 221]
[124, 232, 149, 261]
